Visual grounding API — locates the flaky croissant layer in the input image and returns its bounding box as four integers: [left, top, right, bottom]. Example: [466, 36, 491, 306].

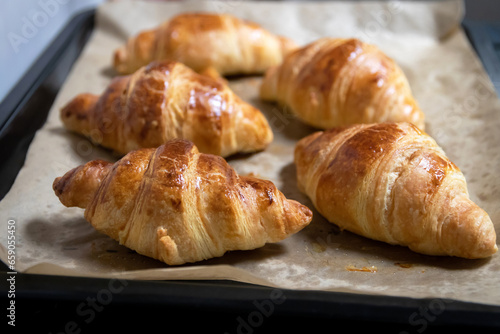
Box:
[261, 38, 425, 130]
[60, 60, 273, 157]
[113, 12, 297, 76]
[53, 139, 312, 265]
[294, 122, 497, 259]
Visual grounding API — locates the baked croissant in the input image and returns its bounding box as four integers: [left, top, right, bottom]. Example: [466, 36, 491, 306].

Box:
[260, 38, 425, 130]
[113, 12, 297, 76]
[61, 60, 273, 157]
[294, 122, 497, 259]
[53, 139, 313, 265]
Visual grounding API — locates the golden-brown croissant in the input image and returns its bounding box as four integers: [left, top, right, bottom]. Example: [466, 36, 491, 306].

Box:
[261, 38, 425, 130]
[294, 122, 497, 259]
[113, 12, 297, 76]
[61, 60, 273, 157]
[53, 139, 313, 265]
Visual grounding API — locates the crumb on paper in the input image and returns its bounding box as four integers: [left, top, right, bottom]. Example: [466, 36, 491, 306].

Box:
[311, 242, 326, 253]
[346, 265, 378, 273]
[395, 262, 413, 268]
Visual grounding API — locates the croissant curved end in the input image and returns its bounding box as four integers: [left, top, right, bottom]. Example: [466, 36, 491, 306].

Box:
[60, 93, 98, 135]
[231, 103, 274, 156]
[456, 208, 498, 259]
[284, 199, 313, 236]
[113, 47, 129, 74]
[53, 160, 113, 209]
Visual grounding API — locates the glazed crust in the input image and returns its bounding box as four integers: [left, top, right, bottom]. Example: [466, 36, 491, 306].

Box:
[294, 122, 497, 259]
[113, 12, 297, 76]
[60, 60, 273, 157]
[53, 139, 313, 265]
[261, 38, 425, 130]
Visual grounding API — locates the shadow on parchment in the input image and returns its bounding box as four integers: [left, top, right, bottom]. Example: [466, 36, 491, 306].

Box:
[250, 98, 319, 142]
[47, 127, 121, 163]
[23, 217, 166, 272]
[23, 215, 287, 273]
[100, 65, 119, 79]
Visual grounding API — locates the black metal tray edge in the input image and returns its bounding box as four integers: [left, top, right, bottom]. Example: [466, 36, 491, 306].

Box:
[1, 8, 499, 333]
[462, 19, 500, 96]
[0, 8, 96, 201]
[2, 270, 499, 332]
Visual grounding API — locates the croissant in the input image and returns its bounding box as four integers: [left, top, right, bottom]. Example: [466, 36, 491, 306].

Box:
[113, 12, 297, 76]
[294, 122, 497, 259]
[61, 60, 273, 157]
[53, 139, 313, 265]
[260, 38, 425, 130]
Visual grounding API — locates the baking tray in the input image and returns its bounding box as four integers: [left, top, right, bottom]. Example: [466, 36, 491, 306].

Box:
[1, 8, 500, 333]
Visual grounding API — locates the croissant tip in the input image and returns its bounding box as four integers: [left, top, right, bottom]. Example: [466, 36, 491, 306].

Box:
[52, 168, 78, 207]
[297, 200, 313, 219]
[52, 176, 63, 196]
[473, 232, 498, 259]
[60, 93, 97, 119]
[113, 48, 127, 73]
[285, 199, 313, 235]
[456, 208, 498, 259]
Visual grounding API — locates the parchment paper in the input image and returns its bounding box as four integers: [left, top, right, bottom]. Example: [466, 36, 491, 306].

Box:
[2, 0, 500, 306]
